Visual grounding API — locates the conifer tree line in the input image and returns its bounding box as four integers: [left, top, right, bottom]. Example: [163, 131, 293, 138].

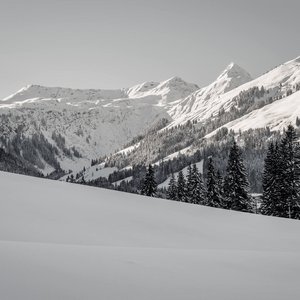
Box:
[142, 139, 253, 213]
[142, 125, 300, 219]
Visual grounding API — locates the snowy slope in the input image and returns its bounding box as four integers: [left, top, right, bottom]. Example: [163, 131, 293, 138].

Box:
[206, 90, 300, 138]
[167, 62, 252, 126]
[168, 56, 300, 128]
[55, 56, 300, 182]
[0, 78, 198, 173]
[126, 76, 199, 105]
[0, 97, 168, 173]
[1, 56, 300, 178]
[1, 171, 300, 300]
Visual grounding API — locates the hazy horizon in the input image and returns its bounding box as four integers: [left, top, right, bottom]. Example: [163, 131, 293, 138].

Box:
[1, 0, 299, 99]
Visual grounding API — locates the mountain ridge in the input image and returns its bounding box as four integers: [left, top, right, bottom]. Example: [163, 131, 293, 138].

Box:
[0, 56, 299, 181]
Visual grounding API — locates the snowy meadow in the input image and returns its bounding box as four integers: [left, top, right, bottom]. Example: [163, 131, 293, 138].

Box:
[1, 171, 300, 300]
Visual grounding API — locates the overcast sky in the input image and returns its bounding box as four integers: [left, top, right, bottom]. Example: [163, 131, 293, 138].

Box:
[0, 0, 299, 99]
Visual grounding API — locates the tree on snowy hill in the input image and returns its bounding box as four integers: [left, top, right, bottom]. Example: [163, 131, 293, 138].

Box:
[206, 157, 223, 208]
[187, 164, 206, 205]
[176, 170, 187, 202]
[261, 142, 281, 216]
[223, 140, 252, 212]
[216, 170, 224, 201]
[186, 164, 193, 203]
[277, 125, 300, 218]
[141, 164, 157, 197]
[167, 173, 177, 200]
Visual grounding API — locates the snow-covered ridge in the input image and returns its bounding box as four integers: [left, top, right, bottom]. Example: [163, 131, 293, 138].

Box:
[2, 76, 199, 106]
[167, 62, 253, 125]
[206, 89, 300, 137]
[125, 77, 199, 103]
[216, 62, 252, 88]
[2, 84, 127, 103]
[1, 56, 300, 176]
[0, 76, 198, 173]
[94, 56, 300, 184]
[168, 56, 300, 128]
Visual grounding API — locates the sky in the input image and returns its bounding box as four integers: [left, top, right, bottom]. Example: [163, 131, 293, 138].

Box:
[0, 0, 299, 99]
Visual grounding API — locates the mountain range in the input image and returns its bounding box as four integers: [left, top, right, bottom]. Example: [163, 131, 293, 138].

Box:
[1, 56, 300, 188]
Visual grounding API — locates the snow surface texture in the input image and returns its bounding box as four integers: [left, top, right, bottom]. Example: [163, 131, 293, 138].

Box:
[1, 171, 300, 300]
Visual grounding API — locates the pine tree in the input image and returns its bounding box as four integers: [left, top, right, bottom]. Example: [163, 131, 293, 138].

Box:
[186, 164, 194, 203]
[261, 142, 281, 216]
[223, 140, 252, 212]
[278, 125, 300, 218]
[216, 170, 224, 201]
[141, 164, 157, 197]
[176, 170, 187, 202]
[192, 164, 206, 205]
[167, 173, 177, 200]
[206, 157, 222, 208]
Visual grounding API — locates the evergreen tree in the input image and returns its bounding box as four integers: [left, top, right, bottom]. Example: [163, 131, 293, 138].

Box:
[278, 125, 300, 218]
[216, 170, 224, 201]
[186, 164, 194, 203]
[141, 164, 157, 197]
[167, 173, 177, 200]
[176, 170, 187, 202]
[192, 164, 206, 205]
[261, 142, 281, 216]
[206, 157, 222, 208]
[223, 140, 252, 212]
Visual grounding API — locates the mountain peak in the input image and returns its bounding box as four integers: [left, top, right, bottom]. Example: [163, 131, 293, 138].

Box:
[218, 62, 252, 81]
[160, 76, 190, 86]
[158, 76, 200, 91]
[226, 62, 238, 69]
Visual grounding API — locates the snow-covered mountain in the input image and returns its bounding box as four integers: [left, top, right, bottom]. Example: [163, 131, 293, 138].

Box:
[74, 56, 300, 189]
[168, 62, 252, 126]
[0, 78, 199, 174]
[1, 55, 300, 179]
[126, 76, 199, 105]
[168, 56, 300, 128]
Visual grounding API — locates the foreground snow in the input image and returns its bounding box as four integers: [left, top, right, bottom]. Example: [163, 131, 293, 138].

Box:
[0, 171, 300, 300]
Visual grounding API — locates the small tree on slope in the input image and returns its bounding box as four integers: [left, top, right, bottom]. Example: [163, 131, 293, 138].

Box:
[216, 170, 224, 202]
[191, 164, 206, 205]
[176, 170, 187, 202]
[167, 173, 177, 200]
[141, 164, 157, 197]
[206, 157, 223, 208]
[223, 140, 252, 212]
[186, 164, 194, 203]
